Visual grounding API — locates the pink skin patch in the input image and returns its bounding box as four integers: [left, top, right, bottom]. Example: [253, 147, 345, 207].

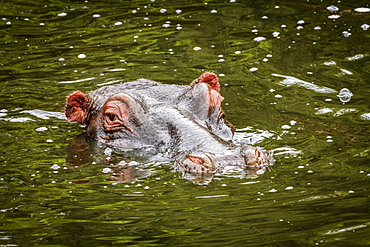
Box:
[209, 90, 224, 107]
[190, 72, 224, 107]
[65, 91, 88, 123]
[191, 72, 220, 92]
[197, 72, 220, 92]
[187, 156, 204, 164]
[103, 100, 133, 133]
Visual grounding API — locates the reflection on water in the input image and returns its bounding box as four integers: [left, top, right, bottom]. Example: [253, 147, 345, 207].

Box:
[1, 0, 370, 246]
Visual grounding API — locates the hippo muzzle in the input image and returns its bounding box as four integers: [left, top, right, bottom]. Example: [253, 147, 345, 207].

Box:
[175, 146, 272, 174]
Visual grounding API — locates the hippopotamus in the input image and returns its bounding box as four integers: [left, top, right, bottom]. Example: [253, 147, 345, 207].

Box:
[64, 72, 272, 178]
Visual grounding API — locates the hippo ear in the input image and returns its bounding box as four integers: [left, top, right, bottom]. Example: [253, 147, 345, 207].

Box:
[65, 91, 89, 123]
[190, 72, 220, 92]
[186, 82, 224, 120]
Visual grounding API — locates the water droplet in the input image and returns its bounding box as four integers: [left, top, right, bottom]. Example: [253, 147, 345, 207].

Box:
[93, 14, 101, 18]
[36, 127, 48, 132]
[77, 54, 86, 59]
[327, 5, 339, 12]
[337, 88, 353, 103]
[118, 160, 127, 166]
[114, 21, 122, 25]
[272, 31, 280, 37]
[315, 108, 333, 115]
[51, 164, 60, 170]
[102, 168, 112, 173]
[360, 113, 370, 120]
[160, 8, 167, 13]
[285, 186, 293, 190]
[176, 9, 182, 14]
[129, 161, 139, 166]
[104, 147, 113, 156]
[211, 10, 217, 14]
[250, 67, 258, 72]
[328, 15, 340, 19]
[361, 24, 369, 31]
[193, 46, 201, 51]
[254, 37, 266, 42]
[347, 54, 364, 61]
[342, 31, 351, 37]
[354, 7, 370, 13]
[324, 61, 336, 66]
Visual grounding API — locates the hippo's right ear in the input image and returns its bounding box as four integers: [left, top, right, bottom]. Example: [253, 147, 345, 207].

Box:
[64, 91, 89, 124]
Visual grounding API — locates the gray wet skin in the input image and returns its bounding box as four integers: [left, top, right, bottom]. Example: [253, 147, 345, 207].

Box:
[65, 72, 272, 174]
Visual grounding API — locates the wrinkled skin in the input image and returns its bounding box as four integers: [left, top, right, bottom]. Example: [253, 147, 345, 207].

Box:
[65, 73, 273, 183]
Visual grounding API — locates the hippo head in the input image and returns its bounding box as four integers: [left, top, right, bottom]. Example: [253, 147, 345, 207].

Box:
[65, 73, 232, 148]
[64, 73, 273, 182]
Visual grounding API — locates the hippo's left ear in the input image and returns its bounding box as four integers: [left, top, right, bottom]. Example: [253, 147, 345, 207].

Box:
[65, 91, 89, 124]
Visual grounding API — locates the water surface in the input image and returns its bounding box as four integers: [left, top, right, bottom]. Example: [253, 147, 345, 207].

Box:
[1, 0, 370, 246]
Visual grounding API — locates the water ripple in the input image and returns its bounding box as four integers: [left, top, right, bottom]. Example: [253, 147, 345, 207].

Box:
[272, 74, 337, 94]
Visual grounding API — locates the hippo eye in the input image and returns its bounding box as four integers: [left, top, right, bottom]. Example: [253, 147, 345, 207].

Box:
[107, 113, 116, 121]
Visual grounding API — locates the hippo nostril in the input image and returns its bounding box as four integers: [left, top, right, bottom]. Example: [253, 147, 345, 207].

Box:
[187, 156, 204, 164]
[243, 148, 267, 168]
[176, 153, 216, 173]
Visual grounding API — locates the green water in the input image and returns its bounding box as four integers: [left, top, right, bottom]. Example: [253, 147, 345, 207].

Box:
[1, 0, 370, 246]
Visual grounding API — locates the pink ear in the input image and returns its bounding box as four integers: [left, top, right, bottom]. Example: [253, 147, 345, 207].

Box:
[64, 91, 89, 123]
[191, 72, 220, 92]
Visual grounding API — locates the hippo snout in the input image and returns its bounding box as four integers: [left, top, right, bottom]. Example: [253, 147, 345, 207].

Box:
[242, 147, 272, 169]
[175, 147, 272, 174]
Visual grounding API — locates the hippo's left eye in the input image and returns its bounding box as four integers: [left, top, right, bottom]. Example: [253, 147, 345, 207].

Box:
[107, 114, 116, 121]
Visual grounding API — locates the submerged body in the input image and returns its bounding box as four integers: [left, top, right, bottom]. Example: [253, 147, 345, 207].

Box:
[65, 73, 272, 175]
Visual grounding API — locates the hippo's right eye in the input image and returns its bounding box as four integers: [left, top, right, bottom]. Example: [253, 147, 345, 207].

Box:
[107, 113, 116, 121]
